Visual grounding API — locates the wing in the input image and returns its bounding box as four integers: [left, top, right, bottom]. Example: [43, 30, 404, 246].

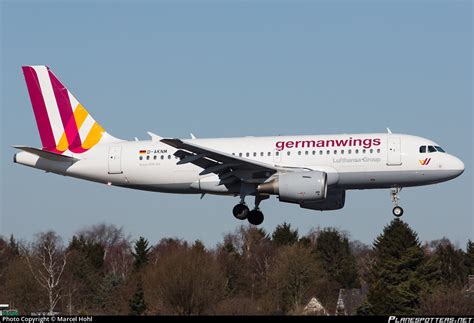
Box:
[160, 138, 278, 185]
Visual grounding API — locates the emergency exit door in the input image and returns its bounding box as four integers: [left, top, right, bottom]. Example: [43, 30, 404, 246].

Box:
[387, 137, 402, 166]
[108, 146, 123, 174]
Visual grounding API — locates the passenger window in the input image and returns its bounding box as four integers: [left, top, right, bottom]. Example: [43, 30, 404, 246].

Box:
[239, 153, 242, 157]
[298, 151, 301, 156]
[139, 156, 143, 160]
[268, 152, 271, 156]
[168, 155, 171, 159]
[161, 155, 164, 160]
[287, 151, 291, 156]
[377, 149, 380, 153]
[252, 152, 256, 157]
[341, 150, 344, 155]
[348, 149, 351, 154]
[232, 153, 235, 156]
[326, 150, 330, 155]
[428, 146, 437, 153]
[355, 149, 359, 154]
[154, 155, 157, 160]
[370, 149, 373, 153]
[276, 152, 280, 156]
[260, 152, 264, 157]
[334, 150, 337, 155]
[305, 151, 309, 155]
[246, 153, 249, 157]
[319, 151, 323, 155]
[312, 150, 316, 155]
[146, 156, 150, 160]
[419, 146, 426, 153]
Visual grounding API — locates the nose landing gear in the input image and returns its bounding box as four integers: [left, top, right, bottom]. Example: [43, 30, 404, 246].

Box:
[390, 187, 404, 217]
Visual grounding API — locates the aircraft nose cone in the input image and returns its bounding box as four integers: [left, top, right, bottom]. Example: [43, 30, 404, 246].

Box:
[452, 156, 465, 177]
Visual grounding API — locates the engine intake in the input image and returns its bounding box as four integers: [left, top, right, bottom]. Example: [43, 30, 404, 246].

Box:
[257, 171, 327, 203]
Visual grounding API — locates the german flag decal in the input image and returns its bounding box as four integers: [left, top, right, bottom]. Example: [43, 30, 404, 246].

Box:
[139, 150, 147, 154]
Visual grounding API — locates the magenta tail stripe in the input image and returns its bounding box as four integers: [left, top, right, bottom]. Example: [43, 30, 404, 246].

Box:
[48, 69, 83, 150]
[22, 66, 56, 149]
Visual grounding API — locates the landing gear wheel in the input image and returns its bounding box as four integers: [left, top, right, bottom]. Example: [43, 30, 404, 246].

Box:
[390, 187, 404, 217]
[233, 204, 249, 220]
[247, 209, 264, 225]
[392, 206, 404, 217]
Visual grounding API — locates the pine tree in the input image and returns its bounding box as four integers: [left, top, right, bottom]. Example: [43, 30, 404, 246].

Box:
[129, 280, 147, 315]
[465, 240, 474, 275]
[272, 222, 299, 246]
[132, 236, 152, 271]
[192, 240, 206, 253]
[8, 235, 19, 256]
[314, 228, 359, 288]
[363, 219, 426, 315]
[68, 235, 105, 270]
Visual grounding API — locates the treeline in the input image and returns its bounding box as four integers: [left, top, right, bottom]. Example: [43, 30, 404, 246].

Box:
[0, 219, 473, 315]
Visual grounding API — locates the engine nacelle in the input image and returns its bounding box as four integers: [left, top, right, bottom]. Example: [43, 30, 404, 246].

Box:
[257, 171, 327, 203]
[300, 190, 346, 211]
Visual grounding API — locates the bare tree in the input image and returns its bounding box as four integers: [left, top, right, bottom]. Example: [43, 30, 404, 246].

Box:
[22, 231, 68, 315]
[419, 288, 474, 315]
[268, 245, 324, 312]
[144, 244, 226, 315]
[107, 239, 133, 280]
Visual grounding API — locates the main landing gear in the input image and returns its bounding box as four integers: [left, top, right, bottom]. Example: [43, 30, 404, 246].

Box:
[232, 195, 268, 225]
[390, 187, 404, 217]
[232, 203, 249, 220]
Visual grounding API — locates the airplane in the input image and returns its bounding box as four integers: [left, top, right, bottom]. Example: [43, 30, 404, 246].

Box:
[13, 66, 465, 225]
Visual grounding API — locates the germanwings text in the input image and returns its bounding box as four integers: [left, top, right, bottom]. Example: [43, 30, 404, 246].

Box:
[275, 137, 381, 151]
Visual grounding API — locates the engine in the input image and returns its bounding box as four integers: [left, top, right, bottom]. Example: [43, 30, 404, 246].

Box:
[257, 171, 327, 203]
[300, 190, 346, 211]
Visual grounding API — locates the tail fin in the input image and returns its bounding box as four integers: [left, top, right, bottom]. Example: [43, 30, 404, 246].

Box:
[22, 65, 120, 154]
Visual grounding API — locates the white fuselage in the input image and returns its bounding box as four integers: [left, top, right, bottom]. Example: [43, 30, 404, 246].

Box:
[14, 133, 464, 196]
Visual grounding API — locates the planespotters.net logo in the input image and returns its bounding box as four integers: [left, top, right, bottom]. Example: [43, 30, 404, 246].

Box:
[388, 317, 473, 323]
[275, 137, 381, 151]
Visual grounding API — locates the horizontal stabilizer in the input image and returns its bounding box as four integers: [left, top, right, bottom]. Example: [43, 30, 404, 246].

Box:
[12, 146, 78, 162]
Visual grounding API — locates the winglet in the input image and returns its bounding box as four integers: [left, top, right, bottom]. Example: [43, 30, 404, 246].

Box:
[190, 133, 196, 139]
[386, 127, 392, 134]
[147, 131, 163, 141]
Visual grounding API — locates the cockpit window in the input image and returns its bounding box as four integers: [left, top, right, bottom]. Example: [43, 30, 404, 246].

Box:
[428, 146, 437, 153]
[435, 146, 445, 153]
[419, 146, 426, 153]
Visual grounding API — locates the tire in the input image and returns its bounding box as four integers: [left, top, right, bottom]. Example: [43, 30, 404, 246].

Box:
[247, 209, 264, 225]
[233, 204, 249, 220]
[392, 206, 404, 217]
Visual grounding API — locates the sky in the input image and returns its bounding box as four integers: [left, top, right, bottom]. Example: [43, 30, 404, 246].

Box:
[0, 0, 472, 248]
